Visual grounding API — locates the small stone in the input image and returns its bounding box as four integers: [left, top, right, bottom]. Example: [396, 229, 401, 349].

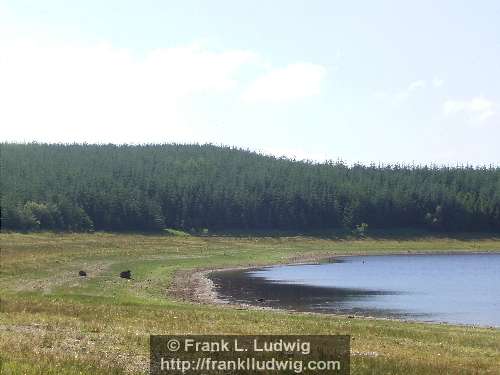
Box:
[78, 270, 87, 277]
[120, 270, 132, 279]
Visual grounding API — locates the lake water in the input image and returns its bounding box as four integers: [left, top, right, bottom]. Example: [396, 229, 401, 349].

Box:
[210, 253, 500, 327]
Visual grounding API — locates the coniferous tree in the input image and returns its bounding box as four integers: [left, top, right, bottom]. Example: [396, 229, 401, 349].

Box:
[1, 143, 498, 233]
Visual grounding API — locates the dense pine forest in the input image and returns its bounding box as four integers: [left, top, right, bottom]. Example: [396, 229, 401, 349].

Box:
[1, 143, 499, 233]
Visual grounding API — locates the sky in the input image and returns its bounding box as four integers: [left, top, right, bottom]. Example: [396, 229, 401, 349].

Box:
[1, 0, 499, 165]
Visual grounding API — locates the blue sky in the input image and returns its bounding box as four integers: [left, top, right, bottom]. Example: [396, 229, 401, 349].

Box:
[1, 0, 499, 165]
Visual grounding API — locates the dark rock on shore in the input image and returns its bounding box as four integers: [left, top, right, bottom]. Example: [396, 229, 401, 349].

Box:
[120, 270, 132, 279]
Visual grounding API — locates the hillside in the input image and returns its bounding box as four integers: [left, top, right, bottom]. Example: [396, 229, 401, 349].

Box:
[1, 143, 499, 232]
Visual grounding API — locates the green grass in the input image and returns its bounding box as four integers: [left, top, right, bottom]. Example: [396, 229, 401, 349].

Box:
[1, 232, 499, 374]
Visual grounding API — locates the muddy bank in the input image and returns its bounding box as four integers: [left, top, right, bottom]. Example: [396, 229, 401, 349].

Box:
[168, 252, 340, 306]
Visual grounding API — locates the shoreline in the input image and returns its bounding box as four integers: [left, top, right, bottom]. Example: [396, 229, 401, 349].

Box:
[169, 249, 500, 329]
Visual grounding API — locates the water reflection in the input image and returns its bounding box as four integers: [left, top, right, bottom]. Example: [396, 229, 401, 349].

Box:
[210, 267, 421, 319]
[209, 253, 500, 326]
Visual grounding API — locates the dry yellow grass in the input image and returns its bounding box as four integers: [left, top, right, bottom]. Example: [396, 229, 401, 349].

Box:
[1, 232, 499, 374]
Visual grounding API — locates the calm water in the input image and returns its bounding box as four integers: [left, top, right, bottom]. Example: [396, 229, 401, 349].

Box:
[210, 253, 500, 327]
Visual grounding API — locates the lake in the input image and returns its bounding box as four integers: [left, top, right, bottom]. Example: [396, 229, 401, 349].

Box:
[209, 253, 500, 327]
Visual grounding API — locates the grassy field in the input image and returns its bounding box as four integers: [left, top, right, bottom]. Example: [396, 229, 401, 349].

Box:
[1, 232, 499, 374]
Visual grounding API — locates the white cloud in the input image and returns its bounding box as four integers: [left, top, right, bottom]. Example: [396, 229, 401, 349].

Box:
[408, 80, 426, 92]
[443, 97, 496, 122]
[432, 77, 444, 88]
[0, 37, 258, 143]
[241, 63, 326, 103]
[375, 79, 428, 104]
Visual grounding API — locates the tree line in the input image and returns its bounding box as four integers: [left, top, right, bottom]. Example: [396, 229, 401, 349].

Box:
[1, 143, 499, 233]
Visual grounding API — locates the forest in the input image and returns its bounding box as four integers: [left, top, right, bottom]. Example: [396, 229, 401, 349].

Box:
[1, 143, 499, 233]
